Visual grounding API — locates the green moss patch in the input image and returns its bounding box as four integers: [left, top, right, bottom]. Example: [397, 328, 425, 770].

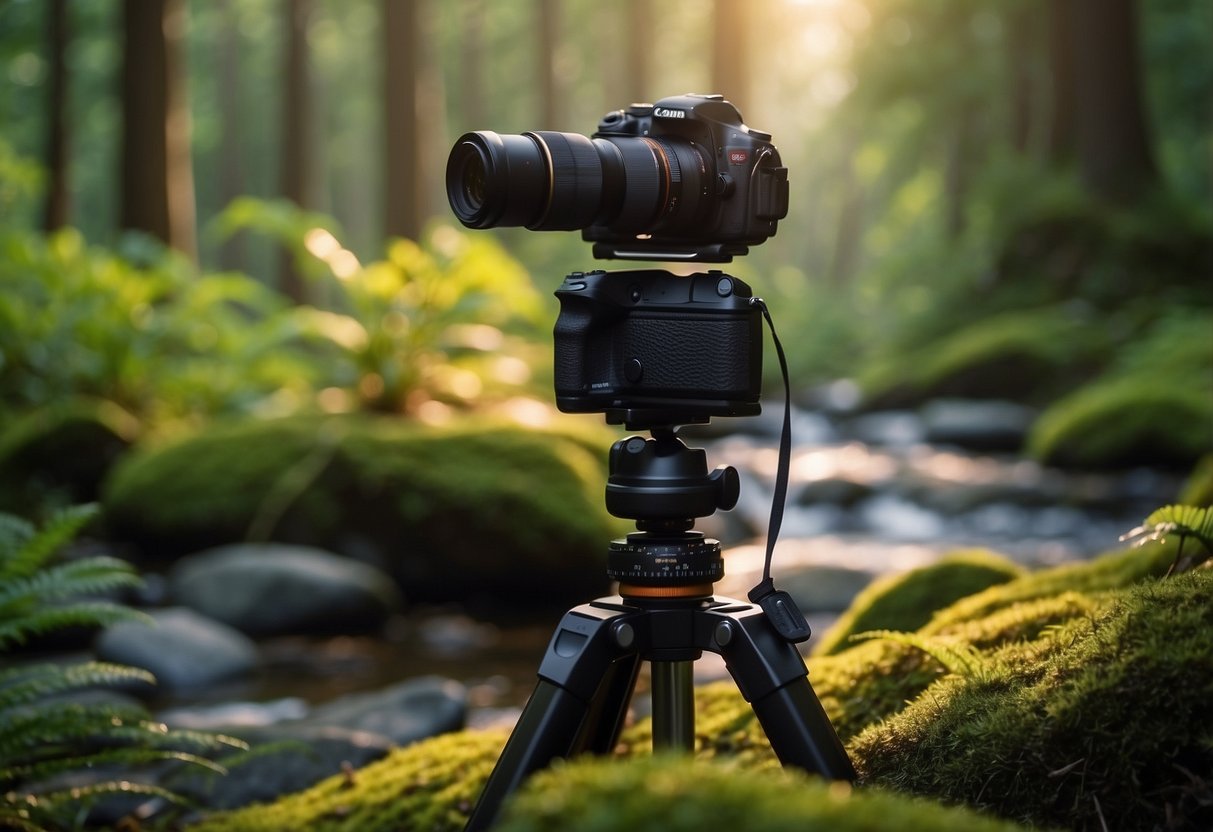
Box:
[102, 416, 624, 607]
[497, 755, 1029, 832]
[813, 549, 1025, 657]
[852, 569, 1213, 830]
[187, 729, 506, 832]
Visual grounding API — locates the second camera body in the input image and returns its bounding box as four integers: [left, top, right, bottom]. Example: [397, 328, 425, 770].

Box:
[553, 268, 762, 421]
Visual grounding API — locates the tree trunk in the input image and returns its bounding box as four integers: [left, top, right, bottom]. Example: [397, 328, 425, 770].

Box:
[384, 0, 422, 241]
[43, 0, 70, 232]
[120, 0, 196, 259]
[1046, 0, 1076, 163]
[1069, 0, 1157, 202]
[711, 0, 751, 109]
[623, 0, 650, 104]
[537, 0, 561, 127]
[279, 0, 312, 301]
[1051, 0, 1157, 202]
[216, 0, 246, 271]
[458, 0, 484, 130]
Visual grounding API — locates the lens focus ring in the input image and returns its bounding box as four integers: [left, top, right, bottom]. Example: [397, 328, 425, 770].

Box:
[527, 131, 604, 231]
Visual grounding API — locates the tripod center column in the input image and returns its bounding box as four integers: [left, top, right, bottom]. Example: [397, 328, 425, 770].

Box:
[651, 660, 695, 751]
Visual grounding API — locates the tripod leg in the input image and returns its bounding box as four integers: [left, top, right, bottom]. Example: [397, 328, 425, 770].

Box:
[704, 603, 855, 781]
[466, 603, 641, 831]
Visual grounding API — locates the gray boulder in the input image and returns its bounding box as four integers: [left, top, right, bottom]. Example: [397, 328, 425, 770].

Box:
[169, 544, 403, 636]
[94, 607, 258, 692]
[303, 675, 467, 746]
[920, 398, 1037, 452]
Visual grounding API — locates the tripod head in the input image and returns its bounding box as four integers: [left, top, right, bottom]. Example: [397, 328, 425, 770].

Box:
[604, 427, 738, 598]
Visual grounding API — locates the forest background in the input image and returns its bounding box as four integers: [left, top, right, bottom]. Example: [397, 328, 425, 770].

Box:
[0, 0, 1211, 474]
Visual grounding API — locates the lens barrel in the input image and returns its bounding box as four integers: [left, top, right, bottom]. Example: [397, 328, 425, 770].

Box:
[446, 130, 709, 235]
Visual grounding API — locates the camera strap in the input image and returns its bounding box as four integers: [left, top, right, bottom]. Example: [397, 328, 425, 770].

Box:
[746, 299, 813, 644]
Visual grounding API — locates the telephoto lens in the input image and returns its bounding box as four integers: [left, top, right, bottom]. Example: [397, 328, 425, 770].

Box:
[445, 128, 709, 234]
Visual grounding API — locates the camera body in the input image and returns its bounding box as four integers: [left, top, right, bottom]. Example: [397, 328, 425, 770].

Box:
[584, 94, 789, 262]
[445, 93, 788, 263]
[554, 269, 762, 422]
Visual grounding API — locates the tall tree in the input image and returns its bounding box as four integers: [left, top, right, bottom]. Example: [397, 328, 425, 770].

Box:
[623, 0, 650, 104]
[120, 0, 196, 259]
[711, 0, 751, 107]
[384, 0, 422, 242]
[279, 0, 313, 301]
[42, 0, 70, 232]
[458, 0, 485, 130]
[1053, 0, 1158, 202]
[215, 0, 246, 271]
[537, 0, 561, 127]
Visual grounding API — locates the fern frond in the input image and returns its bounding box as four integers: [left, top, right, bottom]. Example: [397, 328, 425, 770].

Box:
[1120, 504, 1213, 552]
[4, 781, 192, 831]
[2, 747, 229, 786]
[852, 630, 996, 682]
[0, 701, 153, 763]
[0, 514, 35, 561]
[0, 504, 100, 580]
[0, 602, 151, 650]
[0, 556, 144, 614]
[0, 662, 155, 711]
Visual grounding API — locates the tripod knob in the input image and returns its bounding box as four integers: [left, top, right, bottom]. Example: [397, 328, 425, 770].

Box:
[709, 465, 740, 511]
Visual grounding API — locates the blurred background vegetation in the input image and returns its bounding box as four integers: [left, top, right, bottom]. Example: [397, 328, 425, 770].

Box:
[0, 0, 1210, 463]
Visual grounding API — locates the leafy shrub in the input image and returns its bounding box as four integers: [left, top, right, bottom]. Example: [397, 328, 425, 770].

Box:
[0, 505, 246, 830]
[0, 227, 320, 433]
[213, 198, 549, 414]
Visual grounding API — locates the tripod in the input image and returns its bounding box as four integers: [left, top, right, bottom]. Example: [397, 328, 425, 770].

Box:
[465, 426, 855, 830]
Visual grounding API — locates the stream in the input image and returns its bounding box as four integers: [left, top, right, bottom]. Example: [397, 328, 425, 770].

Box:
[155, 397, 1184, 732]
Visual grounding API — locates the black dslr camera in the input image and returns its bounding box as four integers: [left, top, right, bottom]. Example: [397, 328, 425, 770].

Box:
[445, 93, 785, 425]
[446, 93, 789, 263]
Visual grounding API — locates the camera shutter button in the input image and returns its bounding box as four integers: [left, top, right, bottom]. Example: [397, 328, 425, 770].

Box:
[625, 358, 644, 384]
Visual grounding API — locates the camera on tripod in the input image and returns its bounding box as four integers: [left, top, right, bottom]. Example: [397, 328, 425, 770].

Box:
[446, 93, 785, 427]
[445, 96, 854, 831]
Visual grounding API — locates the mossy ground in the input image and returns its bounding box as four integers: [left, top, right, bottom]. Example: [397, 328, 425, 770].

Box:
[813, 549, 1025, 657]
[185, 540, 1206, 831]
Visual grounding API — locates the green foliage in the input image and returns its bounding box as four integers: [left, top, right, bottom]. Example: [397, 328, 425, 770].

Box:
[813, 549, 1024, 656]
[850, 630, 994, 683]
[0, 506, 247, 831]
[0, 226, 320, 433]
[213, 198, 548, 414]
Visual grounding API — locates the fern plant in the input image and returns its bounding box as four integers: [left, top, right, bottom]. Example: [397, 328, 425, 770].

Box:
[0, 504, 247, 831]
[1120, 504, 1213, 575]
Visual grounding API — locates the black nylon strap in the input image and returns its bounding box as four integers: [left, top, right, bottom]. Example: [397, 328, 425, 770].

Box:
[746, 298, 811, 643]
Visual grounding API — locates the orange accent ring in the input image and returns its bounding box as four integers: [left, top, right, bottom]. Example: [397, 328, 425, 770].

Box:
[618, 583, 714, 599]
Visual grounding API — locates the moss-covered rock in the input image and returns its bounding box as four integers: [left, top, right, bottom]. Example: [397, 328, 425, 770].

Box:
[1028, 376, 1213, 468]
[0, 398, 138, 514]
[102, 416, 625, 608]
[186, 728, 506, 831]
[853, 568, 1213, 831]
[813, 549, 1025, 656]
[860, 306, 1104, 405]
